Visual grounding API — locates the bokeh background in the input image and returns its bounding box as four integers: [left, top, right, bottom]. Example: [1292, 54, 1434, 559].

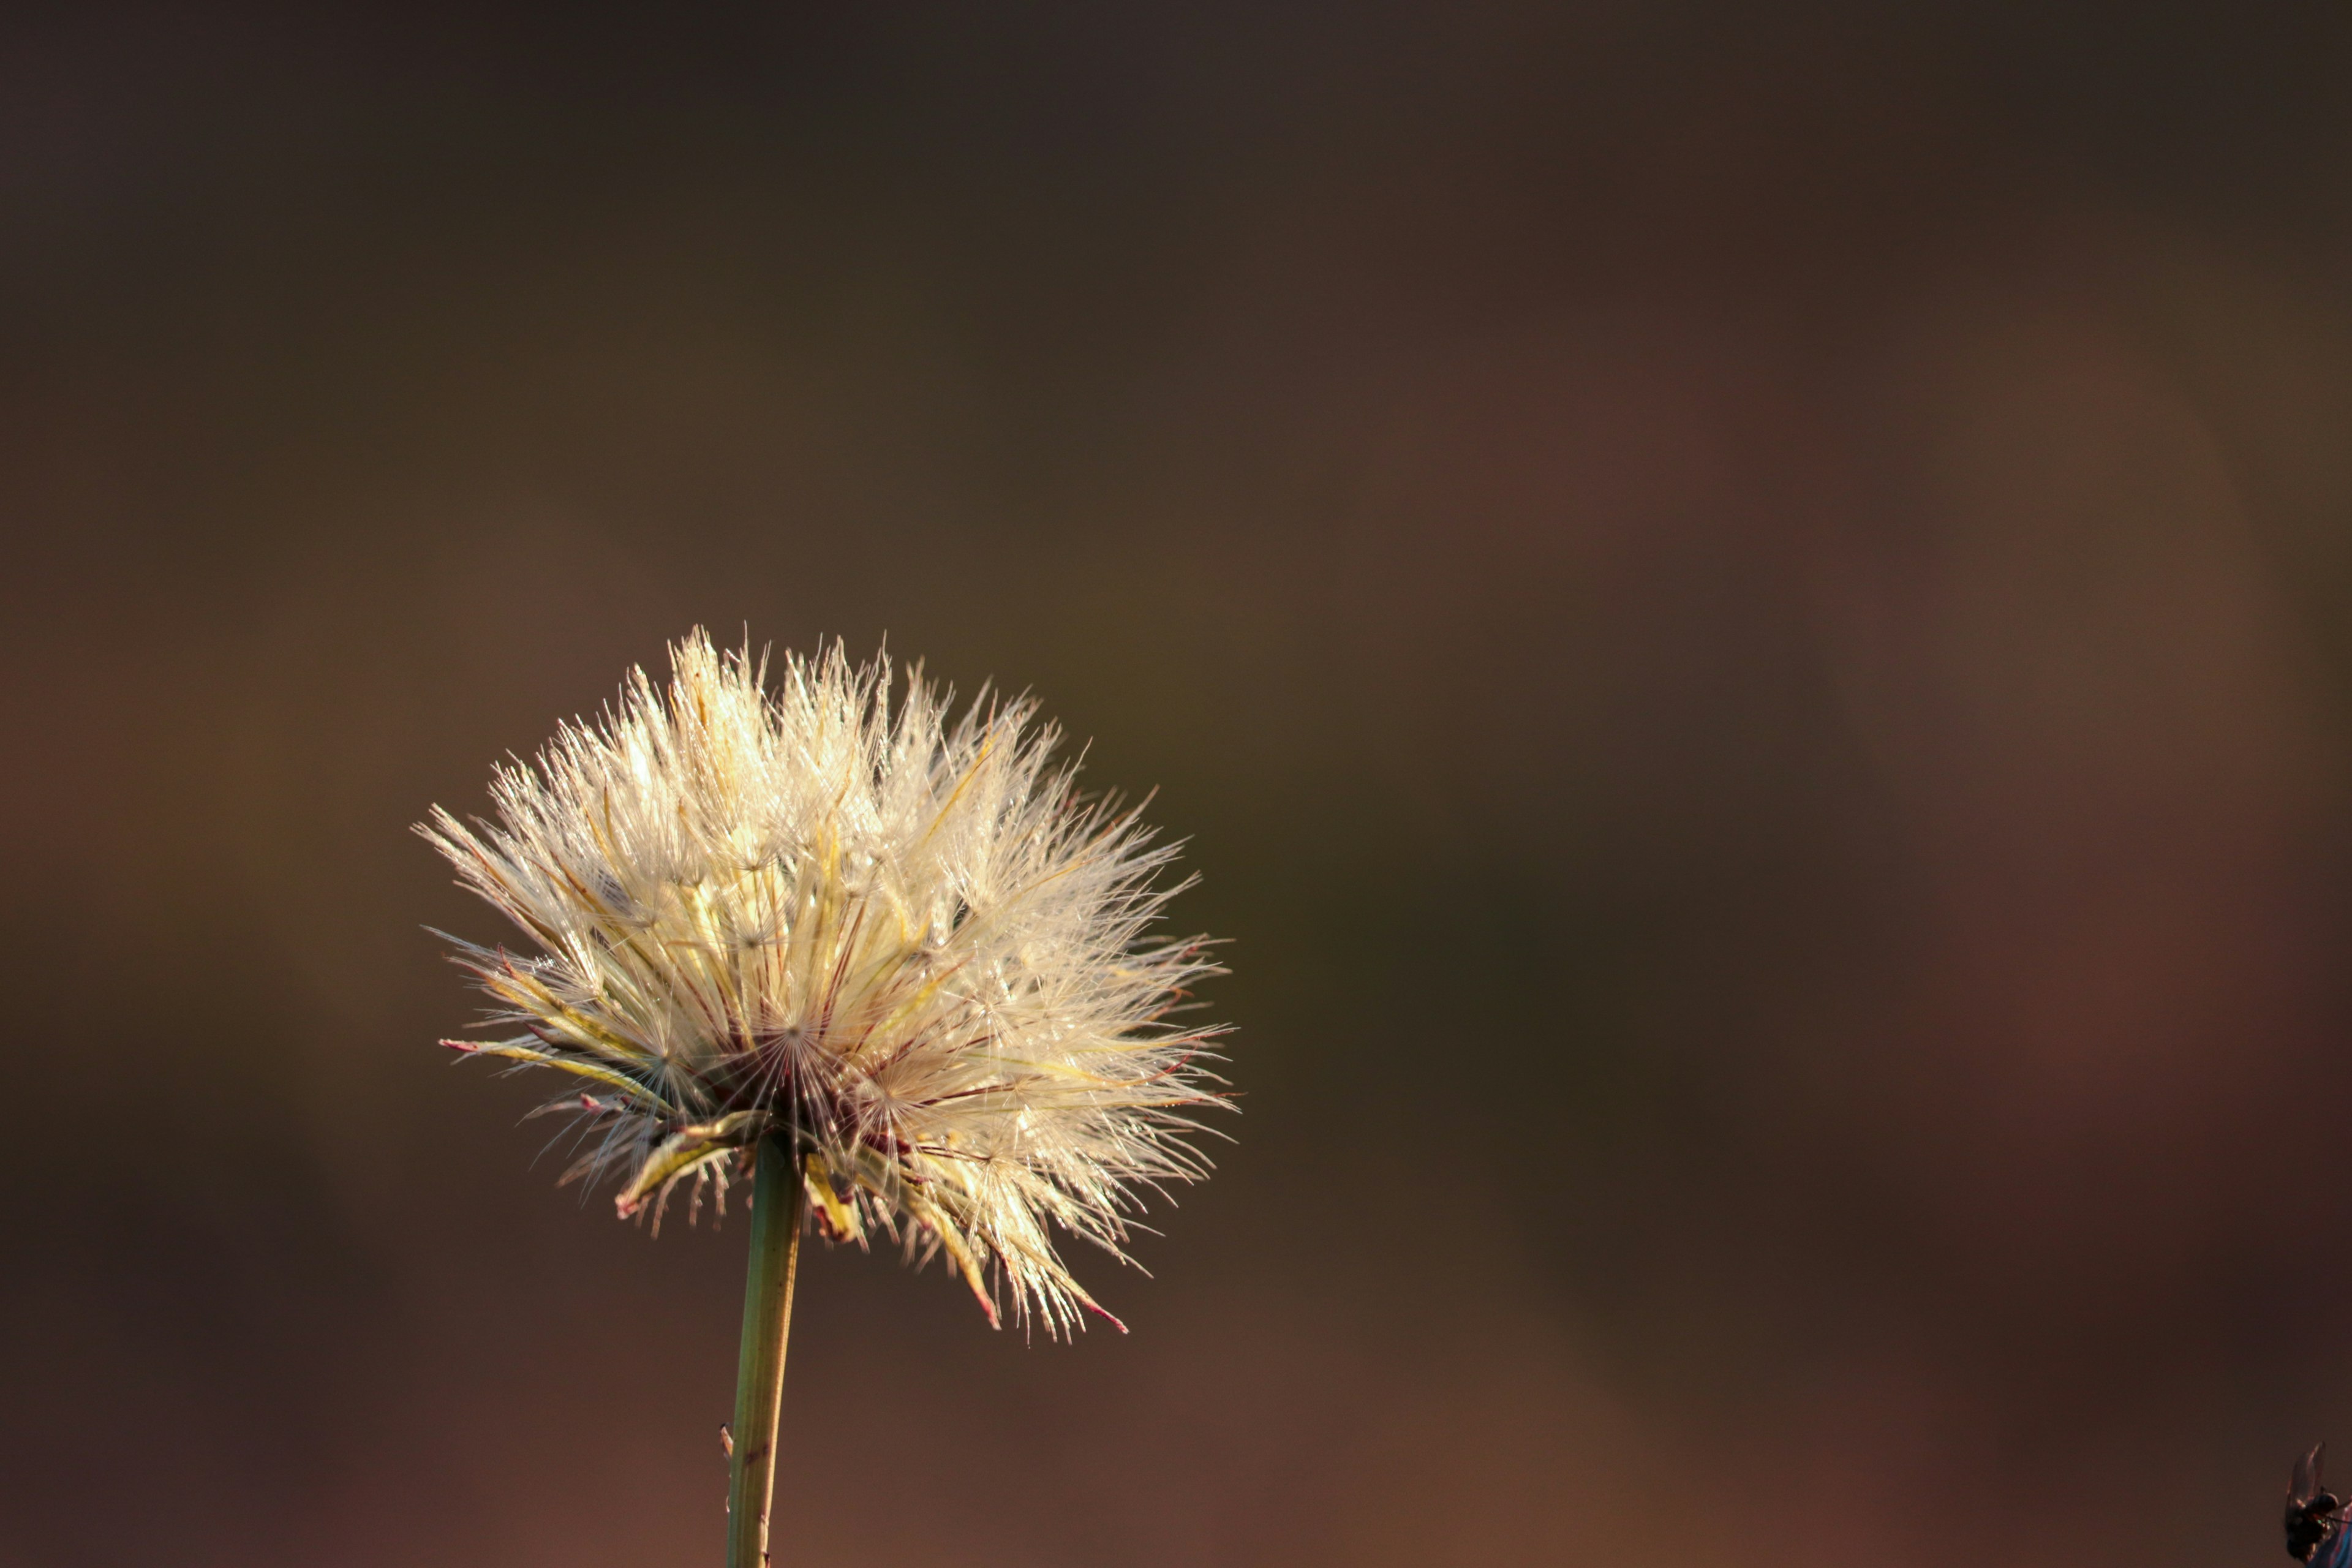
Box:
[8, 5, 2352, 1565]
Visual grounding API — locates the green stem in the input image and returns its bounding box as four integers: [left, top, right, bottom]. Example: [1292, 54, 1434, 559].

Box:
[727, 1131, 805, 1568]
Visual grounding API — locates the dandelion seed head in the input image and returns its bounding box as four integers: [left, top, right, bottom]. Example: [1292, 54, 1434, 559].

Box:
[421, 631, 1226, 1336]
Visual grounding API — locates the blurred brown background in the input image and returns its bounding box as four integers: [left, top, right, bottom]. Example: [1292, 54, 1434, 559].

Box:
[7, 4, 2352, 1565]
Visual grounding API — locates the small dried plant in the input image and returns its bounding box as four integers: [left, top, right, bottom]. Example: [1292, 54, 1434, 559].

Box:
[421, 631, 1224, 1564]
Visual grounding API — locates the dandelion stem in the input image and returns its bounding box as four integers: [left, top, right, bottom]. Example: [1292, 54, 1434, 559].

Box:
[727, 1131, 805, 1568]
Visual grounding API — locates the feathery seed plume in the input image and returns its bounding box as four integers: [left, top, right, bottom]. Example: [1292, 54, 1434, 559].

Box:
[421, 631, 1224, 1337]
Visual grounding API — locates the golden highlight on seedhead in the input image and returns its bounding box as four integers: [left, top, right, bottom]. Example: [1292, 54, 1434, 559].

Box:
[421, 631, 1225, 1336]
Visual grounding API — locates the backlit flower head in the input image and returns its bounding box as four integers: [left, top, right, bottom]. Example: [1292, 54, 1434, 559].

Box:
[421, 631, 1224, 1335]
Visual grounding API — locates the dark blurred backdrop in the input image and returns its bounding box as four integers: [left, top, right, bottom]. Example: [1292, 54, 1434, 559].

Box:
[8, 4, 2352, 1565]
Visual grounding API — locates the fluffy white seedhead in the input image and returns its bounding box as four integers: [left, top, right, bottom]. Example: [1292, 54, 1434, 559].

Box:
[422, 631, 1224, 1335]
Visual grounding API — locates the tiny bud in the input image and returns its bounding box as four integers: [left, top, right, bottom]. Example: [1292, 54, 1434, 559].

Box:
[719, 1422, 733, 1457]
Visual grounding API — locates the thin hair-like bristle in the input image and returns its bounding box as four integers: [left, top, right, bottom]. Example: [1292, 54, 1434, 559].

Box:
[420, 630, 1229, 1334]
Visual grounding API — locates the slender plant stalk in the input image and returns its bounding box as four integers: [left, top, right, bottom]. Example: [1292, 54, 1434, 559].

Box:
[728, 1131, 806, 1568]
